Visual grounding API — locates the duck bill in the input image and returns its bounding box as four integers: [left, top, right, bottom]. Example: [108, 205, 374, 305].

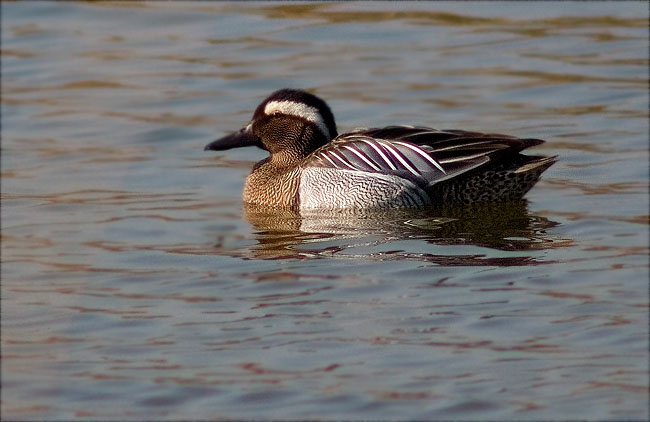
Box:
[204, 124, 262, 151]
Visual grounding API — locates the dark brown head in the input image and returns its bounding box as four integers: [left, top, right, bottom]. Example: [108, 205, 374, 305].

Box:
[204, 89, 338, 161]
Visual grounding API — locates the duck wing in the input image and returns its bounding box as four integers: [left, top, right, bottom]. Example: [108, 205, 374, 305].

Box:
[303, 126, 546, 187]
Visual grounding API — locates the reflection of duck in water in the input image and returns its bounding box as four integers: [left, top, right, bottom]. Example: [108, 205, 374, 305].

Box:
[205, 89, 556, 211]
[241, 200, 568, 265]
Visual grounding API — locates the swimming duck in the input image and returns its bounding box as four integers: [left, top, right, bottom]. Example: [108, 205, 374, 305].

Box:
[204, 89, 556, 210]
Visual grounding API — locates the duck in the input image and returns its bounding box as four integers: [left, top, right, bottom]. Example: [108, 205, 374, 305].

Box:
[204, 88, 556, 211]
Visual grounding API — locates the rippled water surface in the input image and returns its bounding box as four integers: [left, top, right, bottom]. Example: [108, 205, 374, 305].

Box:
[2, 2, 649, 420]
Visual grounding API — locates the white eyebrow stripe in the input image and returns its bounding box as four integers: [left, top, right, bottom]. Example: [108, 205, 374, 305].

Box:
[264, 100, 330, 140]
[393, 141, 446, 174]
[377, 141, 421, 176]
[328, 150, 357, 170]
[342, 145, 381, 171]
[439, 152, 491, 164]
[358, 139, 397, 170]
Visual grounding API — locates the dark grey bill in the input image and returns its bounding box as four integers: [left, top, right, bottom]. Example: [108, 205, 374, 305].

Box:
[204, 126, 262, 151]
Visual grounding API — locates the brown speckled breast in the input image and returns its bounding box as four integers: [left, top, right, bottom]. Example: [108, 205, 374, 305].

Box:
[243, 164, 301, 208]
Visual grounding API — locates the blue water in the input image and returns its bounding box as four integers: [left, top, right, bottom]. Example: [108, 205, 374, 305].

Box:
[2, 2, 648, 420]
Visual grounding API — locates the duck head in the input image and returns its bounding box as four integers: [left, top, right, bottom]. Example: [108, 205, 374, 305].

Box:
[204, 89, 338, 160]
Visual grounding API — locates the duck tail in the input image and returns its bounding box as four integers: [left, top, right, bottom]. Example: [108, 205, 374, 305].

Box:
[514, 155, 558, 174]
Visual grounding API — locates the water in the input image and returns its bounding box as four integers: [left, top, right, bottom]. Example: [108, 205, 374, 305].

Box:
[2, 2, 648, 420]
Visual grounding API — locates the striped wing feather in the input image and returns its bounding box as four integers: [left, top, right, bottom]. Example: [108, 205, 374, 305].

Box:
[304, 126, 544, 187]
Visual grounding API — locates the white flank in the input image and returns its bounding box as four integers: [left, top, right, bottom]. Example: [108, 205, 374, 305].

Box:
[264, 100, 330, 139]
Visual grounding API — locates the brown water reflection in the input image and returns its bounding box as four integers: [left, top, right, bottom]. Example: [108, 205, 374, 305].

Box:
[228, 201, 571, 265]
[246, 4, 648, 29]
